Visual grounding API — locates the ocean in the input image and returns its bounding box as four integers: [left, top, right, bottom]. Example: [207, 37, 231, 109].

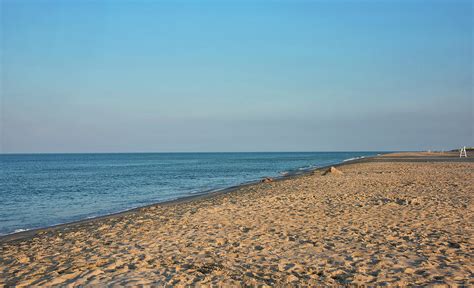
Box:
[0, 152, 381, 235]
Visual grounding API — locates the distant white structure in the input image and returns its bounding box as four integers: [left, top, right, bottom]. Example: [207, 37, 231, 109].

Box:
[460, 146, 468, 158]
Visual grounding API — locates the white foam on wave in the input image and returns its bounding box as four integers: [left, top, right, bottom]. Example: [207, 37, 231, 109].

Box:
[298, 164, 316, 171]
[13, 228, 30, 233]
[343, 156, 365, 162]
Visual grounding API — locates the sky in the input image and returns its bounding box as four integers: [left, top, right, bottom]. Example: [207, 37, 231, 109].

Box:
[1, 0, 472, 153]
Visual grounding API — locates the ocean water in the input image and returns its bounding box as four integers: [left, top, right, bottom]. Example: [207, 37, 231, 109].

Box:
[0, 152, 381, 235]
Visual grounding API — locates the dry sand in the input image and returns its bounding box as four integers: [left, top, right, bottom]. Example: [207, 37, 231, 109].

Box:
[1, 155, 473, 286]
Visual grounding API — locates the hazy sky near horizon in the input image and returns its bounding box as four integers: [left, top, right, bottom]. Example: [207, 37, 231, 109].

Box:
[1, 0, 473, 153]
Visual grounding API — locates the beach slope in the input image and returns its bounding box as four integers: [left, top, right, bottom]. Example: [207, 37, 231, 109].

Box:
[1, 153, 473, 286]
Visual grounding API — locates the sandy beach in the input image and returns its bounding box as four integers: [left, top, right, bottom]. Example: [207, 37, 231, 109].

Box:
[1, 153, 473, 286]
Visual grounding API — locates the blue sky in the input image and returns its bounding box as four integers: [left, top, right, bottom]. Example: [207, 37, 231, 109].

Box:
[1, 0, 472, 152]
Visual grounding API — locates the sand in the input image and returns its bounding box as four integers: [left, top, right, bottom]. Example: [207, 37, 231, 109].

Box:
[1, 154, 473, 286]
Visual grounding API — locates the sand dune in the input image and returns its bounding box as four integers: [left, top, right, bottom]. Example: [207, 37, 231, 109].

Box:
[1, 159, 473, 286]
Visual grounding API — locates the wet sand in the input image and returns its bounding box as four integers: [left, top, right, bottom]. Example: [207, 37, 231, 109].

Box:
[1, 153, 473, 286]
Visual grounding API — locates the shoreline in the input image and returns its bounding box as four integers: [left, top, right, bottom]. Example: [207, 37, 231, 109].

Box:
[1, 151, 472, 286]
[0, 154, 379, 243]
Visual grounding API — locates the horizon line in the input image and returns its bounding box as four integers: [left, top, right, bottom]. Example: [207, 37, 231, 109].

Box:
[0, 150, 420, 155]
